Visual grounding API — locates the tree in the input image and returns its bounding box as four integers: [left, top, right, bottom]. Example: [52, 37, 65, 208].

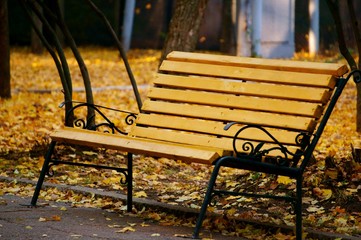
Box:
[160, 0, 209, 63]
[326, 0, 361, 132]
[220, 0, 236, 54]
[30, 4, 44, 54]
[0, 0, 10, 99]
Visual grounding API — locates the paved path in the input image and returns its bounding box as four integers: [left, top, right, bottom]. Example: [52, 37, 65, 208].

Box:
[1, 176, 359, 240]
[0, 194, 236, 240]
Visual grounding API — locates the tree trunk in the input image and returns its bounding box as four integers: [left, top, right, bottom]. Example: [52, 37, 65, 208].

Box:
[327, 0, 361, 132]
[220, 0, 236, 54]
[31, 4, 44, 54]
[160, 0, 209, 64]
[347, 0, 361, 132]
[0, 0, 10, 99]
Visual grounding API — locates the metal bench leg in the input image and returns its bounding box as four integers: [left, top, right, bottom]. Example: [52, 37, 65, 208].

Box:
[30, 141, 56, 206]
[295, 176, 303, 240]
[126, 153, 133, 212]
[193, 160, 222, 239]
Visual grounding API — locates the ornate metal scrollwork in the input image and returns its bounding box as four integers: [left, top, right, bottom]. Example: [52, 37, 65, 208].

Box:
[61, 101, 137, 135]
[46, 163, 57, 177]
[209, 192, 222, 207]
[118, 170, 128, 185]
[224, 123, 311, 167]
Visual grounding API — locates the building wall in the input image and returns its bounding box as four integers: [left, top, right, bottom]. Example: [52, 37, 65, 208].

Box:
[8, 0, 346, 55]
[237, 0, 295, 58]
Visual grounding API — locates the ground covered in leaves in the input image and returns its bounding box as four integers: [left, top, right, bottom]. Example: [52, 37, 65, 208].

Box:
[1, 47, 360, 239]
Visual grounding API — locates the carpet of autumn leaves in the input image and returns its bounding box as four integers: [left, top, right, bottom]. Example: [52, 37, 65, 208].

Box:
[1, 47, 361, 239]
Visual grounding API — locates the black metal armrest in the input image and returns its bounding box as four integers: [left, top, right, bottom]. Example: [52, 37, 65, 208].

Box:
[224, 122, 310, 167]
[347, 69, 361, 83]
[60, 101, 137, 135]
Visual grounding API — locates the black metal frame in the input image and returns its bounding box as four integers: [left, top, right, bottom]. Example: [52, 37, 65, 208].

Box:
[192, 70, 361, 240]
[30, 102, 137, 212]
[31, 69, 360, 239]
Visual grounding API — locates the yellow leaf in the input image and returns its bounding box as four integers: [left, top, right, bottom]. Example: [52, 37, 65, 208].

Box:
[175, 196, 192, 202]
[37, 156, 45, 170]
[226, 208, 237, 215]
[147, 212, 161, 221]
[174, 234, 189, 238]
[277, 176, 293, 185]
[134, 191, 147, 198]
[141, 222, 150, 227]
[321, 189, 332, 200]
[335, 217, 348, 226]
[82, 151, 97, 156]
[116, 226, 136, 233]
[306, 206, 324, 213]
[325, 169, 338, 180]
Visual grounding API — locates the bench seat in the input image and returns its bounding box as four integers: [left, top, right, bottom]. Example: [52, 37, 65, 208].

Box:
[51, 127, 223, 164]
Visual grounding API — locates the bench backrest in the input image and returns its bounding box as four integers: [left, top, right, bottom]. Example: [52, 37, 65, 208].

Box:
[129, 51, 349, 166]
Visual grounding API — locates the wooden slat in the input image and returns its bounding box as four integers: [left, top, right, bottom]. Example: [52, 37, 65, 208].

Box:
[130, 126, 299, 157]
[51, 128, 223, 164]
[147, 87, 323, 117]
[160, 60, 336, 88]
[154, 74, 332, 103]
[166, 51, 349, 77]
[141, 100, 316, 132]
[134, 114, 301, 145]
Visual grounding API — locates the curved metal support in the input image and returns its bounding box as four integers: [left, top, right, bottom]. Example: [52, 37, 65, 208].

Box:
[60, 101, 137, 135]
[345, 69, 361, 83]
[224, 123, 310, 167]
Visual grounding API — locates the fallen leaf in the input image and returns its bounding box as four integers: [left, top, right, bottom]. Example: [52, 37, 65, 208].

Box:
[276, 176, 293, 185]
[175, 196, 192, 202]
[51, 215, 61, 221]
[116, 226, 136, 233]
[82, 151, 98, 156]
[307, 206, 324, 213]
[141, 222, 150, 227]
[134, 191, 148, 198]
[321, 189, 332, 200]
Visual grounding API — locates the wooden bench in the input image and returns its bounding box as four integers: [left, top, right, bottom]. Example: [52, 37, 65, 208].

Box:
[31, 51, 352, 239]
